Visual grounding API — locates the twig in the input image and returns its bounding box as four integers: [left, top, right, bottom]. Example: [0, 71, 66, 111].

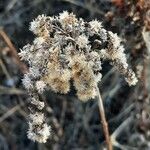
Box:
[109, 103, 134, 123]
[112, 141, 137, 150]
[0, 28, 28, 73]
[0, 58, 26, 95]
[0, 105, 20, 123]
[111, 116, 136, 150]
[0, 99, 26, 123]
[62, 0, 104, 16]
[100, 68, 115, 85]
[111, 116, 132, 140]
[96, 85, 112, 150]
[0, 59, 11, 80]
[0, 85, 26, 95]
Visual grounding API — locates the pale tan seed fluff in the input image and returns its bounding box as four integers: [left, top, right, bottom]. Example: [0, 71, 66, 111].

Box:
[43, 60, 71, 94]
[71, 55, 97, 101]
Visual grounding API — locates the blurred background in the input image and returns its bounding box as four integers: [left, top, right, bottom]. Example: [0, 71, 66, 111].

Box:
[0, 0, 150, 149]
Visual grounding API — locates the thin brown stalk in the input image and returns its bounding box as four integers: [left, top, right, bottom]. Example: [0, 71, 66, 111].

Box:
[96, 85, 112, 150]
[0, 28, 28, 73]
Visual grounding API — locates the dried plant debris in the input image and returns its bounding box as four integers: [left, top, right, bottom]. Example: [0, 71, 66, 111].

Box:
[19, 11, 138, 143]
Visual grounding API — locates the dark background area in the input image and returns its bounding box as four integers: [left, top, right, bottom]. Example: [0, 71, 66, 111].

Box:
[0, 0, 150, 150]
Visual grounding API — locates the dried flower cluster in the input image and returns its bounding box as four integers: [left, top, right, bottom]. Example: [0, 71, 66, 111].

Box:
[19, 11, 138, 143]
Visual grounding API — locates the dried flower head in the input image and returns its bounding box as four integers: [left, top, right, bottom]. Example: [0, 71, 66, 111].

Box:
[71, 54, 97, 101]
[35, 80, 46, 93]
[59, 11, 78, 27]
[89, 20, 102, 33]
[27, 122, 51, 143]
[76, 34, 89, 48]
[19, 11, 138, 143]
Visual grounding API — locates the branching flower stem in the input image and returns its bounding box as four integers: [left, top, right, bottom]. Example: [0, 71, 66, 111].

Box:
[96, 85, 112, 150]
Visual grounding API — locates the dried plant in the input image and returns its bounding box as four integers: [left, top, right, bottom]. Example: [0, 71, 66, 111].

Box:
[19, 11, 138, 148]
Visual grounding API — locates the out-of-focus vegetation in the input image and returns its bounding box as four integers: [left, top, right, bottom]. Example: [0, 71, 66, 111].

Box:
[0, 0, 150, 149]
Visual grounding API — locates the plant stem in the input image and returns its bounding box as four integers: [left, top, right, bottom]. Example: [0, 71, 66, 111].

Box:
[96, 85, 112, 150]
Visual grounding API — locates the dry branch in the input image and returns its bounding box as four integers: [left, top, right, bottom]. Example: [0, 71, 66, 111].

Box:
[0, 29, 28, 73]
